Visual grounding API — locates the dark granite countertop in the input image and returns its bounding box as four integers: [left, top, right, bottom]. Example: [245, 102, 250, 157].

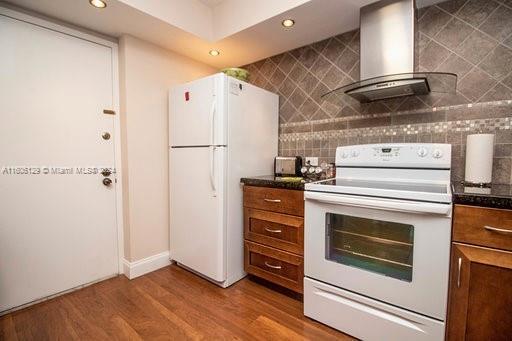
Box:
[240, 175, 308, 191]
[452, 182, 512, 210]
[241, 177, 512, 209]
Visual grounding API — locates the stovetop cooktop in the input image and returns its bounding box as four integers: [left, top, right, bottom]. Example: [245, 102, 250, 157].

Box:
[315, 178, 448, 194]
[306, 178, 452, 203]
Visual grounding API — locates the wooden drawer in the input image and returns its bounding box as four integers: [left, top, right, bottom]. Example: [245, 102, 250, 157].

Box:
[244, 241, 304, 293]
[453, 205, 512, 251]
[244, 208, 303, 255]
[243, 186, 304, 217]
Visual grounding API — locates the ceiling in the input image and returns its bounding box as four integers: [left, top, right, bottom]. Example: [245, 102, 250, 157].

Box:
[2, 0, 445, 69]
[198, 0, 225, 8]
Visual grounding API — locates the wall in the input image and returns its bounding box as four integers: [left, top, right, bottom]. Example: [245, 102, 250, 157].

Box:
[243, 0, 512, 188]
[119, 35, 216, 262]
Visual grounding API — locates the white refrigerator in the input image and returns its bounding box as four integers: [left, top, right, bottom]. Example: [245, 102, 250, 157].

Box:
[169, 73, 278, 287]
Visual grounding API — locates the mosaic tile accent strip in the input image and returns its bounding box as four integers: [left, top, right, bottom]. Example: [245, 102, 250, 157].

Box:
[279, 117, 511, 142]
[279, 100, 512, 129]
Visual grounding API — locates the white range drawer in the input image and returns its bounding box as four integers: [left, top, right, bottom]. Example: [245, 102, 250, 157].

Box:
[304, 277, 445, 341]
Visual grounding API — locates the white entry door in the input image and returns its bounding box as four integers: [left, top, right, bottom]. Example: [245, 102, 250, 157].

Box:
[0, 12, 119, 312]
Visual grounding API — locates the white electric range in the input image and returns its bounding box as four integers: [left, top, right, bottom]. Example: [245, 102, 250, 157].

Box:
[304, 143, 452, 341]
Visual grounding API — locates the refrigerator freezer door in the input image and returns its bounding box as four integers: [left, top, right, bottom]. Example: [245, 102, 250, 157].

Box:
[169, 73, 226, 147]
[169, 146, 226, 282]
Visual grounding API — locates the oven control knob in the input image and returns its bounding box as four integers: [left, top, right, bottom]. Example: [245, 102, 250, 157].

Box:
[351, 150, 359, 157]
[341, 151, 349, 158]
[432, 149, 443, 159]
[417, 147, 428, 157]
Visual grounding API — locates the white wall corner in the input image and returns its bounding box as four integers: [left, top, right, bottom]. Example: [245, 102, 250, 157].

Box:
[122, 251, 171, 280]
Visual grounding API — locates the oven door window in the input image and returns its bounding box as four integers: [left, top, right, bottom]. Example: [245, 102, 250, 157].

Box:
[326, 213, 414, 282]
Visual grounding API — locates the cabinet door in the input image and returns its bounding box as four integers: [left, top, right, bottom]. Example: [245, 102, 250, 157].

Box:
[447, 243, 512, 341]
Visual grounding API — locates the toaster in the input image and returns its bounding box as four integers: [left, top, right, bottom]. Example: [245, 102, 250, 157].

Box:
[274, 156, 302, 177]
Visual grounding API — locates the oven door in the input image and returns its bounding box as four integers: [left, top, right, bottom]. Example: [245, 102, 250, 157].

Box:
[304, 191, 452, 320]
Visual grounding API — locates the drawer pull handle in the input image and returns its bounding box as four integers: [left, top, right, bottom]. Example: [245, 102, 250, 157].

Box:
[264, 227, 282, 233]
[264, 198, 281, 203]
[484, 225, 512, 234]
[457, 257, 462, 288]
[264, 261, 282, 270]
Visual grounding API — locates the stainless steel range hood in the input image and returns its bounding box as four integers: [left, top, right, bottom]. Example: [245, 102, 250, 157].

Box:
[322, 0, 456, 103]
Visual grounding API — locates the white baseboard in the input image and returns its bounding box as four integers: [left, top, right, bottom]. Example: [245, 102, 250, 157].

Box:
[123, 251, 171, 280]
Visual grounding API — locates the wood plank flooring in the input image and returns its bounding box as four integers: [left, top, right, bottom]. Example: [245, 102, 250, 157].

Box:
[0, 264, 353, 340]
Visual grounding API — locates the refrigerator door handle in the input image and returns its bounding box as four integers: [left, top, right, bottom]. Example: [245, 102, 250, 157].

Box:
[209, 146, 217, 197]
[209, 98, 216, 146]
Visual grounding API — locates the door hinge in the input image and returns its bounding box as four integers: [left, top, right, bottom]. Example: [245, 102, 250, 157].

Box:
[103, 109, 116, 115]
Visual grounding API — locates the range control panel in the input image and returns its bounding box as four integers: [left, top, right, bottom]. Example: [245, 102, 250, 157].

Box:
[336, 143, 451, 169]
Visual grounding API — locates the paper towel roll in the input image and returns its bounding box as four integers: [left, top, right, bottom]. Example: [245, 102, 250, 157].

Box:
[465, 134, 494, 184]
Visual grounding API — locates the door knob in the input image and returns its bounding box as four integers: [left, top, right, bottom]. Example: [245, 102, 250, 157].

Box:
[103, 178, 112, 186]
[101, 169, 112, 177]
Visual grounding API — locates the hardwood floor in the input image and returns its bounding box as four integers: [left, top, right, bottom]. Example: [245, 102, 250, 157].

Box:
[0, 265, 353, 340]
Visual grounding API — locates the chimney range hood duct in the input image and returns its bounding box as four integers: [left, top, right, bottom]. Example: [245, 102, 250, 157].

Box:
[322, 0, 457, 103]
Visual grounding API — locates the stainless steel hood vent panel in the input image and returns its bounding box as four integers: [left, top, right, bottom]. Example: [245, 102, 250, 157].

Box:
[346, 78, 429, 102]
[323, 72, 457, 103]
[322, 0, 457, 103]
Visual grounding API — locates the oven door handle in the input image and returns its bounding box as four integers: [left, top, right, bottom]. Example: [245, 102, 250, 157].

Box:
[304, 191, 451, 215]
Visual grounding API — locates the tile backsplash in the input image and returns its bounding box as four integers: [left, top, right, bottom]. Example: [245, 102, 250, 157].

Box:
[243, 0, 512, 184]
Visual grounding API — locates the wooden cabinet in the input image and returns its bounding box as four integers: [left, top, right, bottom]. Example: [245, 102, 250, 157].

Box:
[447, 205, 512, 340]
[243, 186, 304, 293]
[244, 241, 304, 293]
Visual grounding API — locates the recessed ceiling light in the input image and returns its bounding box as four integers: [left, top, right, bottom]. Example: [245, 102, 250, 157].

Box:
[281, 19, 295, 28]
[89, 0, 107, 8]
[209, 49, 220, 56]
